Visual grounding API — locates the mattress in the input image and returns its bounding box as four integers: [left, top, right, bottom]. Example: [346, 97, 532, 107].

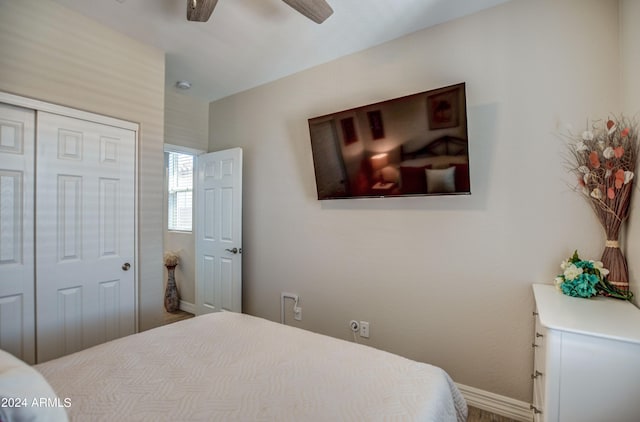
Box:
[36, 312, 467, 421]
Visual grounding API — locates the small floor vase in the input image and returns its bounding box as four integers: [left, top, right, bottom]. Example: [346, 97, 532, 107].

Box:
[164, 265, 180, 313]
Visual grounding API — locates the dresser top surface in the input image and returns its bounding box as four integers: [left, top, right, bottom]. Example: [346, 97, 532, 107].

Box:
[533, 283, 640, 344]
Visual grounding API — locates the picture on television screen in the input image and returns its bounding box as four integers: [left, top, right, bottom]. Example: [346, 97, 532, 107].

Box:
[308, 82, 470, 200]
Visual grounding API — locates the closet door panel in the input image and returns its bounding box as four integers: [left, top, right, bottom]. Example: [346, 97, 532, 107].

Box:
[36, 111, 136, 363]
[0, 103, 35, 364]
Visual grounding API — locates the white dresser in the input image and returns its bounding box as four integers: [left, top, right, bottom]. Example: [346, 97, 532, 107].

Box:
[531, 284, 640, 422]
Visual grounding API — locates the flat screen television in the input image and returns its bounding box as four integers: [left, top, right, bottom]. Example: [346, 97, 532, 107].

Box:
[308, 82, 470, 200]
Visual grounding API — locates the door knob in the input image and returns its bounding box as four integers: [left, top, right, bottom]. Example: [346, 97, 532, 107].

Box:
[122, 262, 131, 271]
[225, 248, 238, 254]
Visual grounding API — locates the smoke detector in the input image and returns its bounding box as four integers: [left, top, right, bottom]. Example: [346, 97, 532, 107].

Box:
[176, 80, 192, 90]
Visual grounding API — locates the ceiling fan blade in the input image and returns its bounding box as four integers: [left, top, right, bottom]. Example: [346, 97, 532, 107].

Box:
[187, 0, 219, 22]
[282, 0, 334, 24]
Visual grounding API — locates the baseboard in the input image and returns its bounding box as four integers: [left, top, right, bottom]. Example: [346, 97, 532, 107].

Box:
[456, 383, 533, 422]
[179, 300, 196, 314]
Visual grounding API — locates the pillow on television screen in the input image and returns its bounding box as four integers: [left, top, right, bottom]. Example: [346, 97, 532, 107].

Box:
[0, 349, 69, 422]
[426, 167, 456, 193]
[450, 163, 470, 192]
[400, 165, 431, 194]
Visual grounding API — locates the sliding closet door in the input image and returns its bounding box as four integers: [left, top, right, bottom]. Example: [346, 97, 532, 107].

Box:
[36, 111, 136, 363]
[0, 103, 35, 364]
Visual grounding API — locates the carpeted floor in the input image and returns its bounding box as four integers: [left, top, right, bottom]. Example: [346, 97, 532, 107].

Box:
[162, 309, 195, 324]
[468, 406, 521, 422]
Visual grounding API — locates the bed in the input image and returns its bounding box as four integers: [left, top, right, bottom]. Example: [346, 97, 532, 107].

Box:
[398, 135, 470, 194]
[3, 312, 467, 421]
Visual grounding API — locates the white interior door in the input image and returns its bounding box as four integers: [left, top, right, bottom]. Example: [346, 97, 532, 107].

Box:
[195, 148, 242, 314]
[36, 111, 136, 363]
[0, 103, 35, 364]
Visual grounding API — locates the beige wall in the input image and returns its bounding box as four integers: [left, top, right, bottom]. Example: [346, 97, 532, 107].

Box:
[621, 0, 640, 305]
[165, 89, 210, 151]
[0, 0, 166, 330]
[209, 0, 620, 402]
[164, 89, 210, 305]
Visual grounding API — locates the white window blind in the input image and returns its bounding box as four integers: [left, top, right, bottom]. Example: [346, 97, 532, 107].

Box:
[167, 151, 194, 231]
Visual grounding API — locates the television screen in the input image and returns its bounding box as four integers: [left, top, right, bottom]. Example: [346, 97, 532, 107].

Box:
[308, 82, 470, 200]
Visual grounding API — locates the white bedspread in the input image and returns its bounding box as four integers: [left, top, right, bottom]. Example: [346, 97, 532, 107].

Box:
[36, 312, 467, 422]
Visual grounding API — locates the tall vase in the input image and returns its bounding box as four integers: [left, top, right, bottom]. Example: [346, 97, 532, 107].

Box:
[601, 238, 629, 293]
[599, 182, 632, 294]
[164, 265, 180, 313]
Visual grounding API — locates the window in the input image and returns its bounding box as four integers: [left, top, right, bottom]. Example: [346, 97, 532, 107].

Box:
[166, 151, 194, 231]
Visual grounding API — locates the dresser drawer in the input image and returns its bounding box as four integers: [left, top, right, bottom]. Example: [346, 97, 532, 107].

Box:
[533, 315, 546, 372]
[531, 313, 546, 419]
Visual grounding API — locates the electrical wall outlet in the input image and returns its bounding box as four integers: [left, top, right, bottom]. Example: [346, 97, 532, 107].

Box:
[349, 320, 360, 332]
[360, 321, 370, 338]
[281, 292, 300, 324]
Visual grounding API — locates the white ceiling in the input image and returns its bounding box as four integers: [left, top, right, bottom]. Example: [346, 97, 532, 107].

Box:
[51, 0, 511, 102]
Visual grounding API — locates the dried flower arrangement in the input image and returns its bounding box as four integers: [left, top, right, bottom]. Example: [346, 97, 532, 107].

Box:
[565, 115, 638, 299]
[163, 250, 180, 267]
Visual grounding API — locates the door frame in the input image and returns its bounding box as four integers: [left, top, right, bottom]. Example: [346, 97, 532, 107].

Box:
[163, 143, 205, 315]
[0, 92, 140, 332]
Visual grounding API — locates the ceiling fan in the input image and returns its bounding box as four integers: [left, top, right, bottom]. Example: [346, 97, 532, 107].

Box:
[187, 0, 334, 24]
